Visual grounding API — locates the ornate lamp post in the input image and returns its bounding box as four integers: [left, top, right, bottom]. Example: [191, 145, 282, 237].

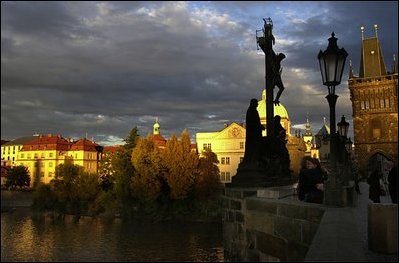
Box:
[318, 32, 348, 206]
[337, 115, 349, 138]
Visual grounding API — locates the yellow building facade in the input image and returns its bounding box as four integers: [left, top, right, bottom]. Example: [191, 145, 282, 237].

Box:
[196, 122, 246, 183]
[11, 134, 101, 185]
[1, 136, 38, 167]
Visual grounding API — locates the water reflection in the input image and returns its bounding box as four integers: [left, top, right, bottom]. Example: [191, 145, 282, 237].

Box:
[1, 213, 224, 262]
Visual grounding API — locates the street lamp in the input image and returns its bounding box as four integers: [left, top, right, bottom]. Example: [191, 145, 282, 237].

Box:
[318, 32, 348, 206]
[337, 115, 349, 138]
[345, 137, 353, 153]
[318, 32, 348, 135]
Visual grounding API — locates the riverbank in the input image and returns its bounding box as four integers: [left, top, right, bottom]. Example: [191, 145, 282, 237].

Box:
[1, 190, 34, 211]
[1, 189, 222, 223]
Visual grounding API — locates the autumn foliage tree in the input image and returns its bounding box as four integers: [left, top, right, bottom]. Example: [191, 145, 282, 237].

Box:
[131, 137, 164, 201]
[163, 130, 199, 200]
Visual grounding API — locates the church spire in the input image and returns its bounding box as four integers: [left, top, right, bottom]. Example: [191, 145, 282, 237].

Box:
[153, 117, 160, 135]
[305, 112, 312, 136]
[374, 24, 378, 38]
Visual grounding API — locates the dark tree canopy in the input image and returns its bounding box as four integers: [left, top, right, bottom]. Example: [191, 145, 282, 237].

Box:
[5, 165, 30, 189]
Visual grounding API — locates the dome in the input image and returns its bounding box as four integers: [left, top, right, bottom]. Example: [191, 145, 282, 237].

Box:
[257, 89, 289, 120]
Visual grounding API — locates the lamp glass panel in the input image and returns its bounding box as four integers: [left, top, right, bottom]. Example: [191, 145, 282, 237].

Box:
[318, 54, 326, 84]
[325, 53, 337, 83]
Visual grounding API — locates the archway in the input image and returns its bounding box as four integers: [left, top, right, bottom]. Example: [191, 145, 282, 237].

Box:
[367, 152, 393, 192]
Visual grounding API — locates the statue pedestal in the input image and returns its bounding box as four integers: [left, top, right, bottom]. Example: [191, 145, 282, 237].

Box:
[229, 161, 292, 188]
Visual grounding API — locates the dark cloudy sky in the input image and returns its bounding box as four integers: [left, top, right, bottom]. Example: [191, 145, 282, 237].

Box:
[1, 1, 398, 145]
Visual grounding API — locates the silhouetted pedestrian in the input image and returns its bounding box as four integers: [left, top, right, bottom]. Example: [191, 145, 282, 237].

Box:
[298, 156, 324, 204]
[367, 169, 382, 203]
[387, 161, 397, 204]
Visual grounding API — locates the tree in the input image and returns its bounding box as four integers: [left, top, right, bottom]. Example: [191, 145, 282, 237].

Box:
[131, 137, 164, 201]
[123, 126, 139, 154]
[195, 148, 221, 200]
[98, 152, 115, 191]
[111, 127, 139, 203]
[163, 130, 199, 199]
[5, 165, 30, 189]
[51, 161, 99, 214]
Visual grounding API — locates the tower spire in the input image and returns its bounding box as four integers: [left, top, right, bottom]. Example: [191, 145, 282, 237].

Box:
[393, 53, 398, 73]
[360, 26, 365, 40]
[305, 112, 312, 136]
[349, 59, 354, 78]
[374, 24, 378, 38]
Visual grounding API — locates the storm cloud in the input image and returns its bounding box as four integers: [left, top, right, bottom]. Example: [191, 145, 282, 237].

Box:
[1, 1, 397, 145]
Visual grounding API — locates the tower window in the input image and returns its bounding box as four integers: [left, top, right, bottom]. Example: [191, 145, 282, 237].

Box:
[385, 98, 390, 108]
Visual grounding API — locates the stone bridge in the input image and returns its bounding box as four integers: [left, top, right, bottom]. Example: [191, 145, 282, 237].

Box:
[222, 186, 325, 261]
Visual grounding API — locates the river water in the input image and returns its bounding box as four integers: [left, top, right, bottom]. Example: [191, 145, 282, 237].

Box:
[1, 212, 224, 262]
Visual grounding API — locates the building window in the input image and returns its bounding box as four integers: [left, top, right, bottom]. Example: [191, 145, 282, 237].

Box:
[203, 144, 207, 150]
[49, 153, 53, 158]
[27, 154, 31, 159]
[226, 157, 230, 165]
[385, 98, 390, 108]
[365, 100, 370, 109]
[380, 99, 385, 108]
[49, 172, 53, 177]
[240, 142, 244, 149]
[226, 172, 231, 182]
[20, 153, 24, 158]
[75, 154, 78, 159]
[221, 157, 225, 165]
[41, 153, 45, 158]
[220, 172, 226, 182]
[34, 153, 38, 158]
[361, 101, 365, 110]
[49, 162, 53, 167]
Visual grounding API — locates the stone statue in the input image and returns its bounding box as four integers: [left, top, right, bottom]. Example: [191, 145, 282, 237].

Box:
[243, 99, 265, 165]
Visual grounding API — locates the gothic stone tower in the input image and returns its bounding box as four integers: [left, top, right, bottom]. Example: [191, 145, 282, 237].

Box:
[348, 25, 398, 177]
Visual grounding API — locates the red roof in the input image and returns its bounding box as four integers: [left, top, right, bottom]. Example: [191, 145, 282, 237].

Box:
[103, 145, 123, 154]
[150, 134, 167, 147]
[70, 138, 99, 151]
[21, 134, 71, 151]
